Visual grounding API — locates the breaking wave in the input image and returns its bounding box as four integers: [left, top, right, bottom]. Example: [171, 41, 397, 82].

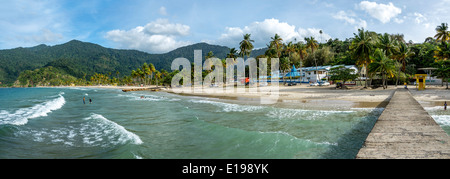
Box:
[0, 92, 65, 126]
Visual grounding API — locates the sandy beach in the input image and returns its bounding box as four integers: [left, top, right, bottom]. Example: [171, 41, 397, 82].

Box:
[40, 84, 449, 109]
[151, 84, 396, 111]
[409, 86, 450, 108]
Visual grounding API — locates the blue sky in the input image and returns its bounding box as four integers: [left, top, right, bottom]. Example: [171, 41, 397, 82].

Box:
[0, 0, 449, 53]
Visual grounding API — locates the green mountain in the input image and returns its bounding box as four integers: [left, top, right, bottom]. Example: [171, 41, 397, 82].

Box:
[0, 40, 265, 85]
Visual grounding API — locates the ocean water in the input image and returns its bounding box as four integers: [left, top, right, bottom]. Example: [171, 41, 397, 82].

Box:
[0, 87, 386, 159]
[424, 106, 450, 135]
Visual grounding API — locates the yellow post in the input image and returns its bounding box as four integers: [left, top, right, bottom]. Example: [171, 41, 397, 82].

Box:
[415, 74, 427, 91]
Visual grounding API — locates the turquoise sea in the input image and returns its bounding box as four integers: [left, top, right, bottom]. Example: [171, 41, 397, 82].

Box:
[0, 87, 393, 159]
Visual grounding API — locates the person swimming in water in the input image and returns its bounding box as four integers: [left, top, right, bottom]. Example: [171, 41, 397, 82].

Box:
[89, 98, 92, 104]
[445, 101, 447, 110]
[83, 96, 86, 104]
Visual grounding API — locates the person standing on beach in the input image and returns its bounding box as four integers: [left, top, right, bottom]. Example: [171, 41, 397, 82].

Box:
[83, 96, 86, 104]
[445, 101, 447, 110]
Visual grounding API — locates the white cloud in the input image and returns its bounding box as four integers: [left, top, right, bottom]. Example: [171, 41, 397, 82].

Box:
[408, 13, 430, 29]
[413, 12, 427, 24]
[393, 17, 404, 24]
[104, 19, 191, 53]
[144, 19, 189, 36]
[358, 1, 402, 23]
[298, 28, 331, 42]
[333, 11, 367, 29]
[217, 18, 331, 48]
[159, 6, 167, 16]
[0, 0, 67, 48]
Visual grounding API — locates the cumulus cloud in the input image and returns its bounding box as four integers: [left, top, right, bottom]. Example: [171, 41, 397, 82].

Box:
[105, 19, 191, 53]
[217, 18, 331, 48]
[358, 1, 402, 23]
[144, 19, 189, 36]
[333, 11, 367, 29]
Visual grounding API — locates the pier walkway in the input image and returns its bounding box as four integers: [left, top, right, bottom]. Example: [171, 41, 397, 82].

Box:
[357, 88, 450, 159]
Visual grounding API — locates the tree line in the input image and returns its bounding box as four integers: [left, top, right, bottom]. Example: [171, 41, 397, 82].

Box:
[11, 23, 450, 89]
[235, 22, 450, 89]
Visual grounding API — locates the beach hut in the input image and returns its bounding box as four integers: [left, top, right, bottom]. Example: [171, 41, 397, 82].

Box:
[285, 65, 302, 83]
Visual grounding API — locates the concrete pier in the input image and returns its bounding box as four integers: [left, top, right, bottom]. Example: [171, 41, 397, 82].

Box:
[357, 88, 450, 159]
[122, 87, 161, 92]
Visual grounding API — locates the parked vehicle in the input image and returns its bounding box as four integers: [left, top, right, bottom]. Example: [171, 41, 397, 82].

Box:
[319, 81, 330, 86]
[310, 82, 319, 86]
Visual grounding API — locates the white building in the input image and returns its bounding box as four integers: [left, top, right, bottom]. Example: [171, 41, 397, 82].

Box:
[281, 65, 359, 83]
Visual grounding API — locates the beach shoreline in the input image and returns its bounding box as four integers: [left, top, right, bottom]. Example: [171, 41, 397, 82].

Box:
[34, 84, 449, 109]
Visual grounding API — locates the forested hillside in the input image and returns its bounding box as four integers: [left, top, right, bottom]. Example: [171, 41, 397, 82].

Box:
[0, 40, 252, 85]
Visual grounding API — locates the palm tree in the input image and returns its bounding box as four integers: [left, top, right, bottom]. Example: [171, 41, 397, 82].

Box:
[295, 42, 308, 83]
[305, 37, 319, 82]
[149, 63, 156, 85]
[136, 68, 144, 86]
[142, 63, 150, 86]
[285, 42, 296, 58]
[284, 42, 297, 82]
[264, 44, 278, 58]
[393, 42, 415, 86]
[350, 28, 374, 88]
[424, 37, 436, 44]
[434, 41, 450, 61]
[435, 23, 450, 44]
[369, 49, 396, 89]
[280, 57, 291, 85]
[377, 33, 398, 57]
[270, 34, 283, 57]
[206, 51, 214, 59]
[305, 37, 319, 53]
[131, 70, 137, 85]
[435, 60, 450, 89]
[154, 70, 161, 87]
[239, 34, 254, 58]
[295, 42, 308, 62]
[227, 48, 238, 59]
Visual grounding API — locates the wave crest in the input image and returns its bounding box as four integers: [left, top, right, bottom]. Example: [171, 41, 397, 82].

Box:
[0, 93, 65, 126]
[82, 113, 143, 146]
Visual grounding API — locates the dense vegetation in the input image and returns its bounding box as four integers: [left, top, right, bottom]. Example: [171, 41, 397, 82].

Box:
[0, 40, 256, 86]
[1, 23, 449, 89]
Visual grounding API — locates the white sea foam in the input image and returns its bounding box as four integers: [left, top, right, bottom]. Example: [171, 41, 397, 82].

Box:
[432, 115, 450, 126]
[71, 87, 88, 91]
[266, 108, 354, 120]
[424, 106, 446, 111]
[133, 152, 143, 159]
[259, 131, 338, 147]
[190, 99, 264, 112]
[117, 93, 166, 102]
[0, 92, 65, 126]
[14, 113, 143, 147]
[82, 113, 143, 146]
[351, 107, 384, 111]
